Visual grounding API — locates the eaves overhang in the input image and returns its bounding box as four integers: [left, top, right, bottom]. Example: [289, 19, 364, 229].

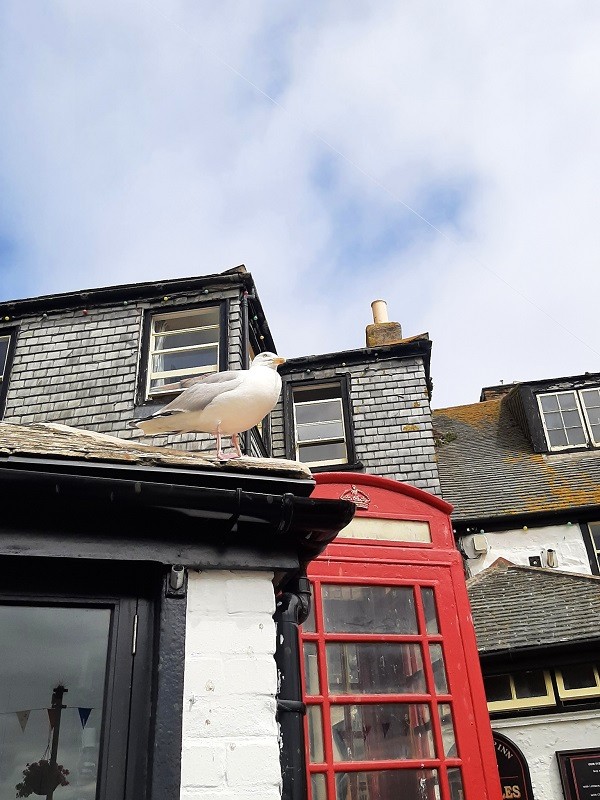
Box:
[0, 455, 355, 577]
[280, 337, 433, 382]
[0, 267, 256, 319]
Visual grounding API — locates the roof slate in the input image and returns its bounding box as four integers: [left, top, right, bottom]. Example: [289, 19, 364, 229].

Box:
[433, 399, 600, 521]
[467, 560, 600, 653]
[0, 422, 312, 480]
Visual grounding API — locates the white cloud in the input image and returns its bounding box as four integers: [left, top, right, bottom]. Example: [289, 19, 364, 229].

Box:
[1, 0, 599, 407]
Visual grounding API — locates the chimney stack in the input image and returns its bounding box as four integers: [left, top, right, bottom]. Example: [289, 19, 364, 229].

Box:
[366, 300, 403, 347]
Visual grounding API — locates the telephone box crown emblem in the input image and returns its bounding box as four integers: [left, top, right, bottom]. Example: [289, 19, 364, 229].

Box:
[340, 485, 371, 510]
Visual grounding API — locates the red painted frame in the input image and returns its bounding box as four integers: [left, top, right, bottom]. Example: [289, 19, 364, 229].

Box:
[303, 474, 502, 800]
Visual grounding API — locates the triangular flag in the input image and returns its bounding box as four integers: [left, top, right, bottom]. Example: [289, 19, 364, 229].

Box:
[16, 710, 30, 732]
[78, 708, 92, 729]
[47, 708, 59, 730]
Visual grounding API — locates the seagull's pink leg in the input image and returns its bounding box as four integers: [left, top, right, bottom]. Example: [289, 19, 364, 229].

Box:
[232, 433, 242, 458]
[216, 427, 242, 461]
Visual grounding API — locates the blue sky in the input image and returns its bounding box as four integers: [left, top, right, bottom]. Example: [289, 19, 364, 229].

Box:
[1, 1, 599, 407]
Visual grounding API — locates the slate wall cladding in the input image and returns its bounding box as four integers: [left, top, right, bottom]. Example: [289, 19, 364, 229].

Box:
[271, 356, 441, 495]
[2, 287, 243, 453]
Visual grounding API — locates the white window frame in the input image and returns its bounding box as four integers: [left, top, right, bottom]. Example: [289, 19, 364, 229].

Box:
[485, 670, 555, 712]
[146, 307, 220, 398]
[580, 388, 600, 446]
[293, 385, 348, 468]
[556, 664, 600, 700]
[537, 390, 590, 451]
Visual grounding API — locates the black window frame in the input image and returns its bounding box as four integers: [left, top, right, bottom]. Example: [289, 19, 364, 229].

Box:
[0, 557, 157, 800]
[136, 300, 229, 406]
[0, 326, 18, 419]
[283, 374, 358, 472]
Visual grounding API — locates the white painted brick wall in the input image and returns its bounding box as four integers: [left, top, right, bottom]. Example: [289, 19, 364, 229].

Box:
[181, 570, 281, 800]
[461, 523, 593, 576]
[493, 710, 600, 800]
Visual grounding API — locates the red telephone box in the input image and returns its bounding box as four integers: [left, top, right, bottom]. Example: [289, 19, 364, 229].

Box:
[303, 473, 501, 800]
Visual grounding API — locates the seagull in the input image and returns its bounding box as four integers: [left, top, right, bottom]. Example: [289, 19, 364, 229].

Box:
[131, 352, 286, 460]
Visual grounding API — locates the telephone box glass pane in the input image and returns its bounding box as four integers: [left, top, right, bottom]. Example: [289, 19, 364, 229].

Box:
[330, 703, 434, 762]
[334, 769, 440, 800]
[0, 605, 110, 799]
[421, 587, 439, 634]
[322, 585, 417, 634]
[326, 642, 425, 695]
[308, 705, 325, 763]
[311, 773, 327, 800]
[438, 703, 458, 757]
[429, 643, 449, 694]
[448, 768, 465, 800]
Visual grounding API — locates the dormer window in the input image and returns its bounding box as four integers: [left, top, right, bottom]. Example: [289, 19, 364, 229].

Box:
[145, 307, 221, 397]
[538, 389, 600, 450]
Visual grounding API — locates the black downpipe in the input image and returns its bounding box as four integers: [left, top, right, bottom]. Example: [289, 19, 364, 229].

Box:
[275, 572, 312, 800]
[240, 288, 251, 455]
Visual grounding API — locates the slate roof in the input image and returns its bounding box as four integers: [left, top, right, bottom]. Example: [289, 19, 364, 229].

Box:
[467, 559, 600, 654]
[0, 421, 312, 480]
[433, 398, 600, 521]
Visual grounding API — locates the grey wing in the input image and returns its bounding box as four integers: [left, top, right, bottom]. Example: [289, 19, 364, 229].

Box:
[159, 371, 246, 414]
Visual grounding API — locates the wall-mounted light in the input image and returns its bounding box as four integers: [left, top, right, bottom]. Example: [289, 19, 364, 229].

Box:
[546, 549, 558, 568]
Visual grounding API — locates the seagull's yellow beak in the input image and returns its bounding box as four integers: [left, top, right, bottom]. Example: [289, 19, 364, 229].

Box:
[274, 356, 286, 366]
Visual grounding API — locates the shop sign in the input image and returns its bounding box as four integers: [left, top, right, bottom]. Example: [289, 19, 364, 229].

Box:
[493, 732, 534, 800]
[557, 748, 600, 800]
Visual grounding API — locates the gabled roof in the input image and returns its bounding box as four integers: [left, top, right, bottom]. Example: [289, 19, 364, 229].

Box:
[467, 559, 600, 654]
[433, 398, 600, 521]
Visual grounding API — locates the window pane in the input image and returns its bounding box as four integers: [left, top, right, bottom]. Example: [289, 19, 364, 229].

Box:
[429, 644, 448, 694]
[0, 335, 9, 377]
[297, 420, 345, 442]
[566, 426, 587, 446]
[548, 429, 568, 448]
[448, 768, 465, 800]
[590, 522, 600, 551]
[304, 643, 321, 696]
[335, 769, 439, 800]
[562, 409, 582, 429]
[544, 411, 563, 430]
[154, 309, 219, 333]
[296, 399, 343, 425]
[294, 384, 342, 403]
[308, 705, 325, 763]
[0, 605, 110, 799]
[298, 441, 347, 465]
[513, 670, 547, 699]
[152, 346, 218, 374]
[558, 392, 577, 411]
[154, 327, 218, 351]
[438, 704, 458, 757]
[592, 423, 600, 442]
[322, 586, 417, 634]
[326, 643, 426, 695]
[421, 587, 439, 634]
[484, 674, 512, 703]
[560, 664, 599, 691]
[330, 703, 434, 762]
[540, 394, 559, 412]
[311, 773, 327, 800]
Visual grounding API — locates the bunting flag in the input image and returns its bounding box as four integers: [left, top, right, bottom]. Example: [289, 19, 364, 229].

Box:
[16, 710, 30, 733]
[47, 708, 59, 730]
[78, 708, 92, 729]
